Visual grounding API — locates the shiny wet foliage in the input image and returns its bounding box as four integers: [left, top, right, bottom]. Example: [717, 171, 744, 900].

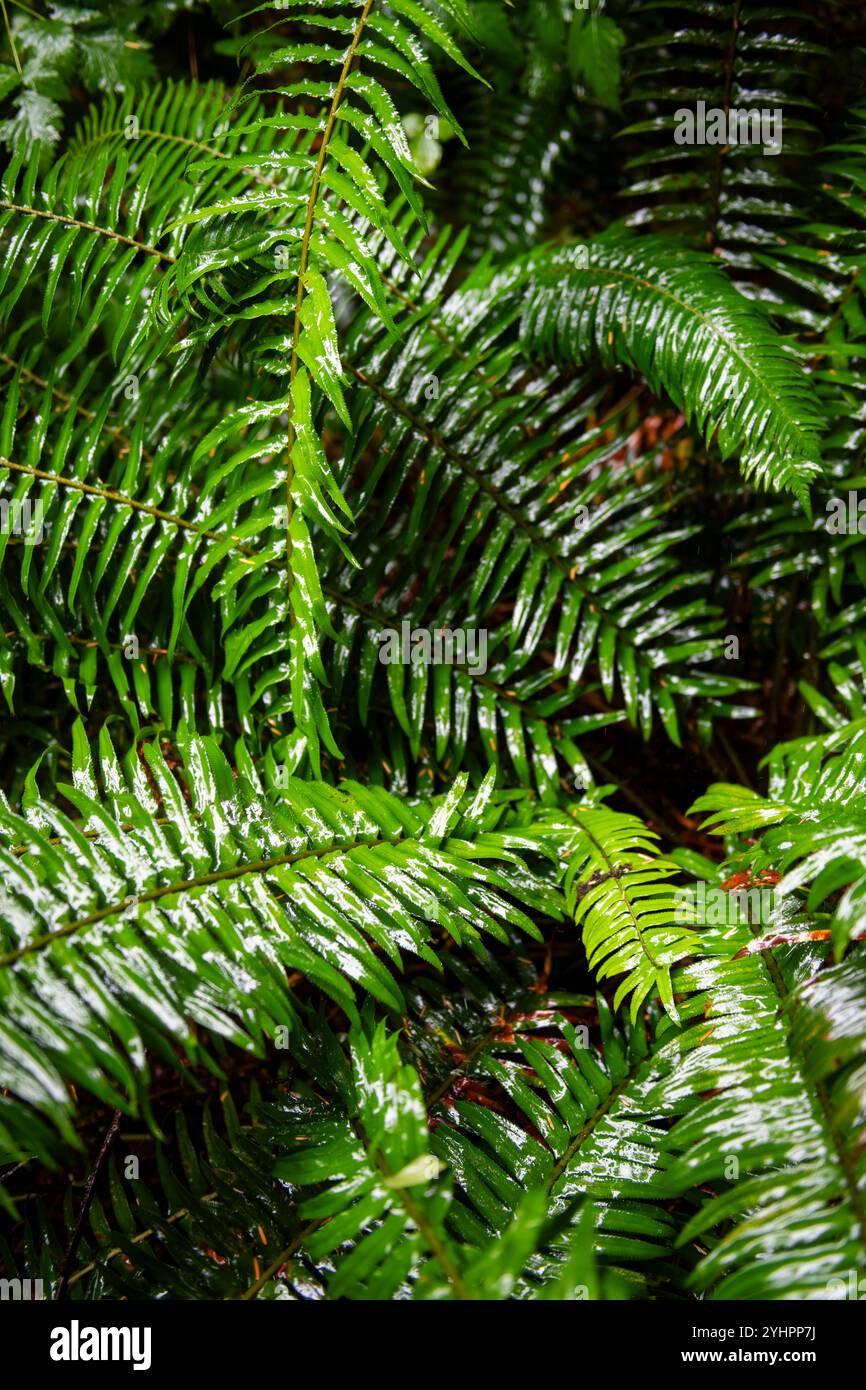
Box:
[1, 0, 866, 1302]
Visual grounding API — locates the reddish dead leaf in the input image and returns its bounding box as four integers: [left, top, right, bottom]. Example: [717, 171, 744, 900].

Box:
[733, 930, 831, 959]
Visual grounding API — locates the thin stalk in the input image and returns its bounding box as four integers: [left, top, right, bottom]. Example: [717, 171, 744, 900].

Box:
[284, 0, 376, 597]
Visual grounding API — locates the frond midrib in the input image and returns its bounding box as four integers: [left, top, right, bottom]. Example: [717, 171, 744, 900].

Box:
[0, 830, 398, 968]
[573, 815, 664, 973]
[0, 199, 176, 263]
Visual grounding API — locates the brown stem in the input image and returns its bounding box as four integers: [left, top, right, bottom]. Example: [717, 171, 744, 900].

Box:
[53, 1109, 122, 1300]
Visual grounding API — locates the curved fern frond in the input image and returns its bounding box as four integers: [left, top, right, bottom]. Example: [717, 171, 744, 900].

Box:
[662, 925, 866, 1300]
[0, 727, 563, 1167]
[521, 232, 825, 502]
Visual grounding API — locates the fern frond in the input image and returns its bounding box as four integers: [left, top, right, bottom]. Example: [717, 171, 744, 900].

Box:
[0, 727, 562, 1167]
[619, 1, 826, 290]
[331, 258, 752, 767]
[692, 719, 866, 952]
[6, 1088, 303, 1300]
[521, 232, 825, 502]
[0, 84, 277, 367]
[148, 4, 485, 761]
[3, 0, 866, 1307]
[564, 806, 702, 1020]
[268, 1017, 471, 1299]
[258, 994, 679, 1297]
[662, 926, 866, 1299]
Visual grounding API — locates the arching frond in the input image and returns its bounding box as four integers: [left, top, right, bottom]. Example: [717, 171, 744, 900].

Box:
[0, 727, 563, 1168]
[662, 926, 866, 1300]
[521, 233, 825, 502]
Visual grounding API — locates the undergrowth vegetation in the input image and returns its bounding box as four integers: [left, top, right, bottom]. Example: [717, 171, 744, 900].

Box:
[1, 0, 866, 1302]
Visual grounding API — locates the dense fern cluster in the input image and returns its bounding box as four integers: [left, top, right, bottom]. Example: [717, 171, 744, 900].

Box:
[1, 0, 866, 1304]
